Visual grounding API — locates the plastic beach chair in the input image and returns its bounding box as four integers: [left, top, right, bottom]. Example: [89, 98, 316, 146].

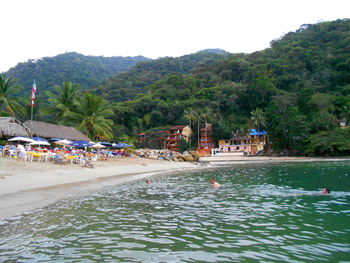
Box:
[54, 154, 66, 165]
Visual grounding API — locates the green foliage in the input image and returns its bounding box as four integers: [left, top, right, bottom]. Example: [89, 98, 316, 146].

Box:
[178, 139, 190, 153]
[5, 52, 150, 97]
[63, 93, 114, 141]
[250, 108, 266, 132]
[41, 81, 80, 122]
[305, 128, 350, 155]
[0, 74, 24, 118]
[93, 51, 229, 102]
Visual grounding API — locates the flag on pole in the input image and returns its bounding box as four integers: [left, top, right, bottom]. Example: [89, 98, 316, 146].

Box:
[31, 80, 36, 107]
[32, 80, 37, 94]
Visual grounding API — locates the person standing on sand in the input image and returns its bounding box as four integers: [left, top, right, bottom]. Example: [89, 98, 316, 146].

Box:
[210, 178, 221, 188]
[16, 144, 27, 164]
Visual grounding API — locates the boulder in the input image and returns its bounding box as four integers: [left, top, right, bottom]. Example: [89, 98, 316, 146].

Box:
[182, 154, 194, 162]
[189, 151, 200, 161]
[148, 154, 158, 160]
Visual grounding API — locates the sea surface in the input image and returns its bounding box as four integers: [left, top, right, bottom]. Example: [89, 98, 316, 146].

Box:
[0, 161, 349, 262]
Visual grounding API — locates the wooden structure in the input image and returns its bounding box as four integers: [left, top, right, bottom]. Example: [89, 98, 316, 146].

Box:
[167, 125, 192, 152]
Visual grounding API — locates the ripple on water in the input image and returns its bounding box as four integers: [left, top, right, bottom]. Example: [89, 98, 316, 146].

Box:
[0, 161, 350, 262]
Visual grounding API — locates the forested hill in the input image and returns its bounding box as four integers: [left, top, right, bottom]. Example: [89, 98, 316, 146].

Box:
[112, 19, 350, 155]
[4, 52, 150, 96]
[93, 50, 230, 102]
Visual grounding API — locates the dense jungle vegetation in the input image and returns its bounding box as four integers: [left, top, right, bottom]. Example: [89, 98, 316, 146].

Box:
[1, 19, 350, 155]
[4, 52, 150, 96]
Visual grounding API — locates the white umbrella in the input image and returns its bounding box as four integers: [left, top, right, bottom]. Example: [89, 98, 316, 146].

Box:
[92, 143, 106, 149]
[29, 141, 50, 146]
[55, 139, 72, 146]
[8, 136, 34, 143]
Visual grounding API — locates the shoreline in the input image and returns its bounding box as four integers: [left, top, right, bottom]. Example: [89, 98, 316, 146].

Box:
[0, 157, 199, 222]
[1, 156, 349, 222]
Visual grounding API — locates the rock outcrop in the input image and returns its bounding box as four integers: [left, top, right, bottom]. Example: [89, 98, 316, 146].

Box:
[134, 149, 200, 162]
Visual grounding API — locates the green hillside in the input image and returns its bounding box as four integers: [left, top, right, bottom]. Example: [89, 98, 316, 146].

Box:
[111, 19, 350, 155]
[4, 52, 150, 96]
[2, 19, 349, 156]
[93, 50, 230, 102]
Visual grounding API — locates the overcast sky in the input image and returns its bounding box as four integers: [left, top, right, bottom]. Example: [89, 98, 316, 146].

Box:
[1, 0, 349, 72]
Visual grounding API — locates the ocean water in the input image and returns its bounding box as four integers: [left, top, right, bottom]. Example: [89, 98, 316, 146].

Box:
[0, 161, 349, 262]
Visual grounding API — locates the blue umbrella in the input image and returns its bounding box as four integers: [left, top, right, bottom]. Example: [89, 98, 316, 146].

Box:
[114, 142, 132, 148]
[32, 136, 48, 142]
[69, 140, 94, 148]
[48, 138, 62, 141]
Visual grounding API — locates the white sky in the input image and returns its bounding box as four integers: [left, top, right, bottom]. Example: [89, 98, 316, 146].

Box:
[1, 0, 349, 72]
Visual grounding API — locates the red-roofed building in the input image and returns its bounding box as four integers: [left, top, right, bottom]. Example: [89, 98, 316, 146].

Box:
[166, 125, 192, 152]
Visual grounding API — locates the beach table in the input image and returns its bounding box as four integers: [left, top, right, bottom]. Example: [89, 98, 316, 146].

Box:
[27, 152, 44, 162]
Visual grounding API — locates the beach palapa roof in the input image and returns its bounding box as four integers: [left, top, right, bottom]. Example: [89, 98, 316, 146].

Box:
[23, 120, 90, 141]
[0, 117, 29, 138]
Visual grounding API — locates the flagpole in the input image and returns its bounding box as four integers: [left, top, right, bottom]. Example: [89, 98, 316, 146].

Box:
[30, 100, 33, 137]
[30, 79, 36, 138]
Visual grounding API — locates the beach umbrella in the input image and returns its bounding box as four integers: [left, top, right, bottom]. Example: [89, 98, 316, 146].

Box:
[8, 136, 34, 143]
[32, 136, 48, 142]
[29, 141, 50, 146]
[114, 142, 132, 148]
[69, 140, 94, 148]
[100, 141, 113, 147]
[92, 142, 106, 148]
[55, 139, 72, 146]
[48, 138, 62, 141]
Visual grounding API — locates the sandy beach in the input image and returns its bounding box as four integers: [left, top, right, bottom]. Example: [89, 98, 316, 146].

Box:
[0, 157, 198, 221]
[1, 155, 349, 222]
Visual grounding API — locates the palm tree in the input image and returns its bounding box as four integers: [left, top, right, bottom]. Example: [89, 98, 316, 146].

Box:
[18, 95, 43, 121]
[250, 107, 266, 132]
[64, 93, 114, 140]
[42, 81, 80, 122]
[193, 108, 202, 150]
[201, 106, 214, 148]
[0, 74, 24, 118]
[119, 135, 137, 148]
[183, 107, 196, 148]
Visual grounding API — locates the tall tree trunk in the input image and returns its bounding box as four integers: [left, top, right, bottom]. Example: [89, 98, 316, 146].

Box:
[197, 119, 200, 150]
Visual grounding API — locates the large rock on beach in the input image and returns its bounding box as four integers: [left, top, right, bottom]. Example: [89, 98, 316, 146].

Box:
[182, 154, 194, 162]
[134, 148, 198, 162]
[189, 151, 200, 161]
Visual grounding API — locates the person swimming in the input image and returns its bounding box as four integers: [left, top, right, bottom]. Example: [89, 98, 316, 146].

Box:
[323, 187, 331, 194]
[146, 180, 151, 184]
[210, 179, 221, 188]
[290, 187, 331, 196]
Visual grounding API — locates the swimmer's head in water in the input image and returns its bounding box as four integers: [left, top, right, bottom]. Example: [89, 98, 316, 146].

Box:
[323, 187, 331, 194]
[210, 179, 215, 184]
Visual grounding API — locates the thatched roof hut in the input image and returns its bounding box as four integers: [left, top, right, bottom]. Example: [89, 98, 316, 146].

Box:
[23, 120, 90, 141]
[0, 117, 29, 138]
